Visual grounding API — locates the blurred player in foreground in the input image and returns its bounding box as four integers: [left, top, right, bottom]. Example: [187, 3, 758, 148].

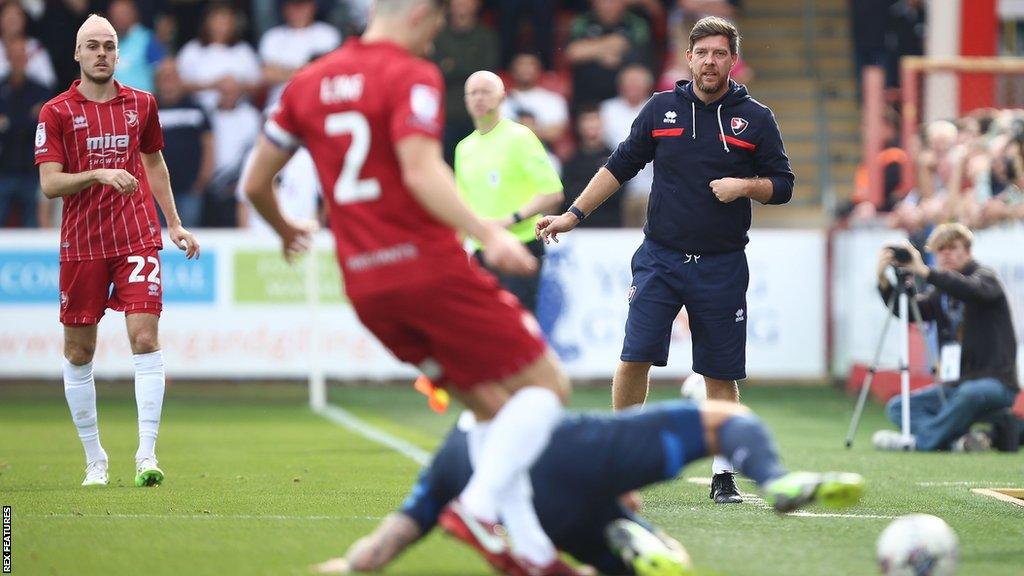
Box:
[313, 399, 865, 575]
[241, 1, 578, 573]
[35, 14, 200, 488]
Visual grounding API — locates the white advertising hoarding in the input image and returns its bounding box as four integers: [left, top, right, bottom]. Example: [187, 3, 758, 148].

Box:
[0, 229, 826, 380]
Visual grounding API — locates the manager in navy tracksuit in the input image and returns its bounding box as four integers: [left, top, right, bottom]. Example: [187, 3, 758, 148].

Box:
[536, 16, 794, 504]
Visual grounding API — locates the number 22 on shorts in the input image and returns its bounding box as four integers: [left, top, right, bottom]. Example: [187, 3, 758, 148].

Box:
[127, 255, 161, 284]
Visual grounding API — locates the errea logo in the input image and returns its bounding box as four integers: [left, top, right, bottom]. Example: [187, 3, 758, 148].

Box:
[735, 308, 745, 323]
[663, 111, 677, 124]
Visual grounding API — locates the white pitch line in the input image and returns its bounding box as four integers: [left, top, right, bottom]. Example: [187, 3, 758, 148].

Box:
[786, 512, 895, 519]
[685, 477, 892, 519]
[24, 513, 383, 521]
[316, 404, 431, 466]
[916, 481, 1018, 487]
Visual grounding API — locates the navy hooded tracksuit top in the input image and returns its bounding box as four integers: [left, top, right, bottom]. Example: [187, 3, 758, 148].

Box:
[604, 80, 795, 255]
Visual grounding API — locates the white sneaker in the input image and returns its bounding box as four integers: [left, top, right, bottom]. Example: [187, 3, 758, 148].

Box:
[135, 458, 164, 487]
[872, 429, 917, 451]
[81, 460, 109, 486]
[951, 431, 992, 452]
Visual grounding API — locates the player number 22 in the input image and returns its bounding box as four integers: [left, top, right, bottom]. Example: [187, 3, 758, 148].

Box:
[127, 255, 160, 284]
[324, 112, 381, 205]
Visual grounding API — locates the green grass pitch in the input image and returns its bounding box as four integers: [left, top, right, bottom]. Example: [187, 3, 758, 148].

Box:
[1, 382, 1022, 575]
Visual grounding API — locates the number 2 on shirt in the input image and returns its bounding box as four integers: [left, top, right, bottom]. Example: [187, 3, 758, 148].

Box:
[324, 112, 381, 205]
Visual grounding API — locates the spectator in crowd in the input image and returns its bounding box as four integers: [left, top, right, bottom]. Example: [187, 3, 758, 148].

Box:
[850, 0, 891, 94]
[162, 0, 207, 51]
[0, 2, 56, 88]
[886, 0, 925, 87]
[600, 63, 654, 227]
[33, 0, 92, 89]
[432, 0, 498, 164]
[561, 105, 621, 227]
[846, 109, 909, 220]
[109, 0, 166, 94]
[329, 0, 372, 37]
[176, 2, 261, 112]
[501, 53, 569, 147]
[204, 77, 260, 226]
[0, 36, 50, 227]
[889, 120, 964, 238]
[566, 0, 653, 111]
[515, 109, 562, 175]
[496, 0, 553, 70]
[154, 60, 213, 228]
[259, 0, 340, 110]
[873, 224, 1020, 452]
[236, 147, 321, 234]
[873, 110, 1024, 235]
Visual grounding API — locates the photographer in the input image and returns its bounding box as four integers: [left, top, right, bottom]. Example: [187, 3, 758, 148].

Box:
[872, 223, 1020, 451]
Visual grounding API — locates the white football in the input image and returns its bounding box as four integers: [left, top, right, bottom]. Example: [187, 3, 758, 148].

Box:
[877, 514, 958, 576]
[679, 373, 707, 403]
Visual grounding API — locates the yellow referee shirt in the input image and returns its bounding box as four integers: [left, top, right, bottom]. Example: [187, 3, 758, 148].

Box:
[455, 119, 563, 247]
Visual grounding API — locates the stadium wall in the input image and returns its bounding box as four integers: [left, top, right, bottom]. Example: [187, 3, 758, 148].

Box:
[0, 229, 825, 381]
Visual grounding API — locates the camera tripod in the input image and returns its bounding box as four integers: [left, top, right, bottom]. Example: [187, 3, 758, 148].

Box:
[844, 267, 940, 449]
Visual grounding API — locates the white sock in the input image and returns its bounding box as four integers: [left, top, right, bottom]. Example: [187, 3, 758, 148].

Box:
[466, 420, 492, 469]
[133, 350, 165, 463]
[499, 474, 557, 566]
[713, 455, 734, 475]
[460, 387, 562, 523]
[63, 359, 106, 465]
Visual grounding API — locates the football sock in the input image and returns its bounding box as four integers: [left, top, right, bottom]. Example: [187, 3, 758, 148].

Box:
[712, 455, 735, 475]
[718, 414, 787, 487]
[499, 474, 557, 566]
[63, 358, 106, 464]
[460, 386, 562, 523]
[133, 350, 165, 463]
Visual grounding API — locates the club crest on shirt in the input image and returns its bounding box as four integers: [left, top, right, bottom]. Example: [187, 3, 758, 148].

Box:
[35, 122, 46, 146]
[60, 291, 68, 308]
[124, 109, 139, 127]
[73, 115, 88, 129]
[731, 117, 748, 135]
[627, 285, 637, 303]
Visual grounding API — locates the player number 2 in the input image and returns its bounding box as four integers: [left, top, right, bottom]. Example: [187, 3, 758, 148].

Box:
[324, 111, 381, 205]
[127, 255, 160, 284]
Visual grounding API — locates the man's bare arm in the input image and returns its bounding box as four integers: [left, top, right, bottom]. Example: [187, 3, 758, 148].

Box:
[312, 513, 423, 574]
[38, 162, 137, 199]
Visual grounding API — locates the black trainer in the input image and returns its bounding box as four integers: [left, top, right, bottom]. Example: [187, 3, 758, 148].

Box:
[710, 472, 743, 504]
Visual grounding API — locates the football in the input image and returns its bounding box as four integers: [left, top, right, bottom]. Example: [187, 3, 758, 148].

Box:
[877, 514, 959, 576]
[680, 373, 708, 403]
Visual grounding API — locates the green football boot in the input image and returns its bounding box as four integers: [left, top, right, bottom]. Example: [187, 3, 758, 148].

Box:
[135, 458, 165, 487]
[764, 471, 864, 513]
[606, 519, 693, 576]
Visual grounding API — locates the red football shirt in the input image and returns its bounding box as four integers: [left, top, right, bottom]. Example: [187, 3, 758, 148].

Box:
[35, 80, 164, 262]
[266, 38, 465, 299]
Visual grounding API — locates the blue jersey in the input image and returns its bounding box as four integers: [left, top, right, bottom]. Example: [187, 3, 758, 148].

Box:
[605, 80, 794, 255]
[399, 402, 707, 573]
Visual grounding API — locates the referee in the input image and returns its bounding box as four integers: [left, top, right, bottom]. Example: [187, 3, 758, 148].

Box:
[536, 17, 794, 504]
[456, 70, 564, 313]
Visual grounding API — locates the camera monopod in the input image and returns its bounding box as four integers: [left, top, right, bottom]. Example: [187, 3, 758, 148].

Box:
[844, 266, 939, 449]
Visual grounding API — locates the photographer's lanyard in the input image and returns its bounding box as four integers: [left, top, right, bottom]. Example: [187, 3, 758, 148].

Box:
[939, 294, 964, 382]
